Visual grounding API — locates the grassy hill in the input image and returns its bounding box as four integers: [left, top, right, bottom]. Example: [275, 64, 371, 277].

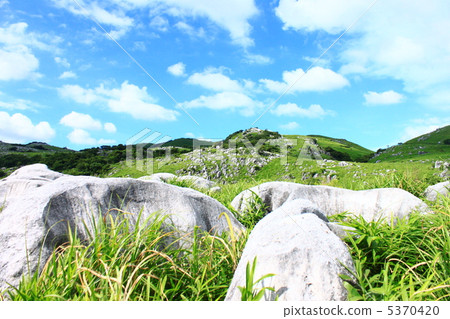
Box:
[0, 141, 72, 155]
[308, 135, 374, 162]
[161, 138, 214, 149]
[370, 125, 450, 162]
[1, 126, 447, 184]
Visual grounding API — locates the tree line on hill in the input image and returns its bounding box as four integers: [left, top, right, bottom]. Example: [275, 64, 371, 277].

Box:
[0, 144, 192, 177]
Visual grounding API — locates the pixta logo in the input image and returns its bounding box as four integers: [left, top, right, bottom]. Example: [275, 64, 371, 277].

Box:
[126, 128, 172, 174]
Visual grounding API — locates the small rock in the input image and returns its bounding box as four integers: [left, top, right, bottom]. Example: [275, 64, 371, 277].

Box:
[424, 181, 450, 201]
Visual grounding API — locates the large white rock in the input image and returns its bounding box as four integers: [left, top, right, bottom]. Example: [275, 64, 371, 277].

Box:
[0, 165, 243, 292]
[225, 201, 355, 301]
[424, 181, 450, 201]
[0, 164, 63, 204]
[231, 181, 428, 222]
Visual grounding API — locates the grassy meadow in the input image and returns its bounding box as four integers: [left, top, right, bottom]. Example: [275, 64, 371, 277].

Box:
[2, 167, 449, 301]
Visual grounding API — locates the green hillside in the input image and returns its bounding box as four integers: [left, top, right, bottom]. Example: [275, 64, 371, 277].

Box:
[0, 141, 72, 155]
[307, 135, 374, 162]
[370, 125, 450, 162]
[161, 138, 214, 149]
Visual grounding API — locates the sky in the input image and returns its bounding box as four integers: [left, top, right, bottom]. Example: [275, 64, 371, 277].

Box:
[0, 0, 449, 151]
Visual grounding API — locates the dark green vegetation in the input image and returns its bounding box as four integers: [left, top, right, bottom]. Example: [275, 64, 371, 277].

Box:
[162, 138, 214, 149]
[0, 138, 208, 177]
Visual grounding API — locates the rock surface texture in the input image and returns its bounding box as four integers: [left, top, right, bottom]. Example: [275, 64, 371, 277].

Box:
[225, 199, 355, 301]
[138, 173, 217, 190]
[424, 181, 450, 201]
[0, 165, 243, 292]
[231, 181, 428, 222]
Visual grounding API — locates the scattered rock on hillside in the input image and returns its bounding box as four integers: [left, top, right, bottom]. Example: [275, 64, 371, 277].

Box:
[231, 181, 428, 222]
[0, 165, 243, 292]
[424, 181, 450, 201]
[338, 161, 351, 167]
[138, 172, 177, 182]
[177, 175, 216, 190]
[225, 201, 355, 301]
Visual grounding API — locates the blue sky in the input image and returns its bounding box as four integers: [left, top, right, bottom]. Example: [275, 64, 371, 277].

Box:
[0, 0, 449, 151]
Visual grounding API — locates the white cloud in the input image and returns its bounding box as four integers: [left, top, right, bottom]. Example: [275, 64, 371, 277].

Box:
[187, 68, 242, 92]
[181, 91, 261, 116]
[185, 132, 195, 138]
[59, 71, 77, 79]
[105, 82, 179, 121]
[67, 128, 115, 145]
[243, 52, 273, 65]
[0, 111, 55, 143]
[51, 0, 133, 39]
[272, 103, 331, 118]
[54, 56, 70, 68]
[0, 22, 61, 52]
[104, 122, 117, 133]
[68, 128, 97, 145]
[276, 0, 370, 34]
[132, 41, 146, 51]
[60, 111, 103, 130]
[150, 16, 169, 32]
[260, 67, 349, 94]
[364, 90, 405, 106]
[0, 98, 39, 111]
[174, 21, 207, 40]
[0, 22, 62, 81]
[280, 121, 299, 130]
[303, 56, 331, 68]
[0, 46, 40, 81]
[148, 0, 258, 47]
[59, 81, 179, 122]
[167, 62, 186, 77]
[275, 1, 450, 111]
[58, 84, 101, 104]
[53, 0, 258, 46]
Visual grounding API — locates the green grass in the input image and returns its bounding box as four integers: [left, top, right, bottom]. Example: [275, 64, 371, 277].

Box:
[370, 125, 450, 163]
[308, 135, 374, 162]
[332, 197, 450, 301]
[2, 148, 450, 301]
[5, 210, 248, 301]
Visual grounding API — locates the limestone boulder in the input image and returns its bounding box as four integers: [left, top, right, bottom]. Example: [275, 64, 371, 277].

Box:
[231, 181, 428, 222]
[225, 200, 355, 301]
[0, 164, 63, 204]
[0, 165, 243, 292]
[177, 175, 216, 190]
[424, 181, 450, 201]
